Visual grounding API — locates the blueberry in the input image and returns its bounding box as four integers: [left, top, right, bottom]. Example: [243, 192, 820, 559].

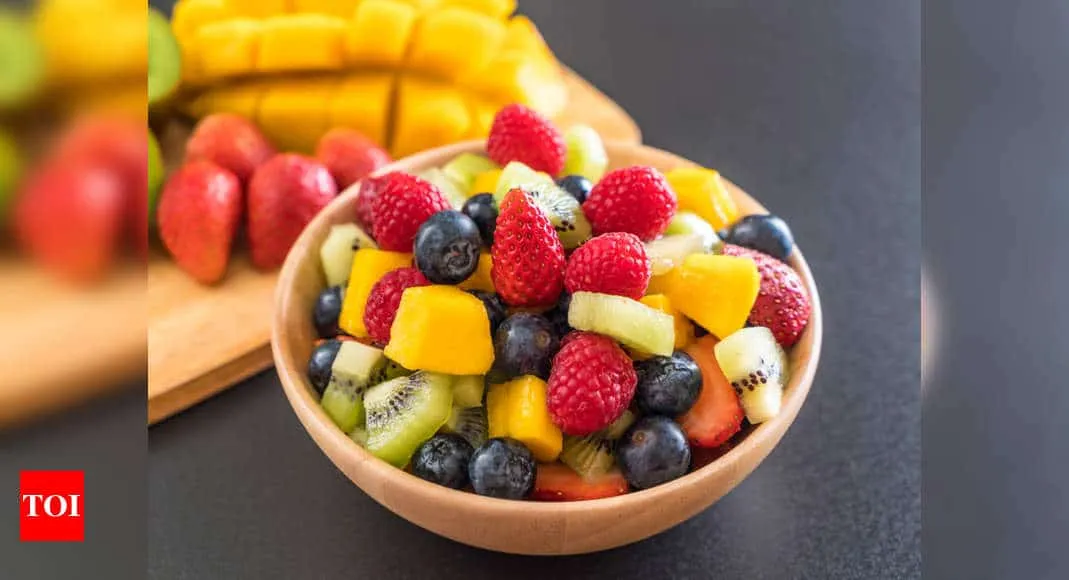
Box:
[412, 434, 474, 490]
[461, 193, 498, 246]
[468, 438, 536, 499]
[414, 210, 483, 284]
[307, 339, 341, 396]
[313, 285, 344, 338]
[544, 292, 572, 337]
[617, 416, 691, 489]
[722, 214, 794, 261]
[556, 175, 592, 204]
[467, 290, 507, 334]
[634, 352, 703, 416]
[493, 313, 560, 380]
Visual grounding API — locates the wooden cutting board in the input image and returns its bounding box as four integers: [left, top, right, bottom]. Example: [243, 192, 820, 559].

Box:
[147, 68, 641, 425]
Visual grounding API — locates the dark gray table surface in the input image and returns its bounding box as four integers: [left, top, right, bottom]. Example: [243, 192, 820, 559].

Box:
[147, 1, 921, 578]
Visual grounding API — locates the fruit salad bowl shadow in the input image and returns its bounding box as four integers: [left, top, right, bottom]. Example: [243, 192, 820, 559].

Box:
[272, 140, 823, 556]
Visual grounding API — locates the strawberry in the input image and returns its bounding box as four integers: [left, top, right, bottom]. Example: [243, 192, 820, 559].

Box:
[247, 154, 337, 270]
[363, 267, 430, 345]
[486, 104, 566, 176]
[315, 128, 392, 190]
[583, 166, 677, 241]
[371, 171, 450, 251]
[564, 232, 651, 300]
[531, 464, 629, 501]
[185, 113, 276, 183]
[678, 336, 744, 448]
[547, 331, 637, 435]
[722, 244, 811, 347]
[157, 161, 242, 284]
[354, 174, 387, 232]
[490, 188, 566, 307]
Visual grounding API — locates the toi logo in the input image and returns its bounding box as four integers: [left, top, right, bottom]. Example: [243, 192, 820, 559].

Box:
[19, 471, 84, 542]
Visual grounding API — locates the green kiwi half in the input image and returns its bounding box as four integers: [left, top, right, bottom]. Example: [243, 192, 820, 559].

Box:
[441, 406, 488, 449]
[320, 341, 386, 433]
[559, 410, 636, 479]
[364, 372, 454, 467]
[494, 162, 592, 249]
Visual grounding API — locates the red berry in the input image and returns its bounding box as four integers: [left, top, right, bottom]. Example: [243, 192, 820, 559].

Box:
[547, 332, 637, 435]
[371, 172, 450, 251]
[531, 464, 628, 501]
[723, 244, 811, 347]
[363, 267, 430, 344]
[354, 174, 386, 231]
[583, 166, 677, 241]
[491, 188, 566, 307]
[565, 232, 651, 300]
[678, 336, 744, 448]
[486, 104, 566, 176]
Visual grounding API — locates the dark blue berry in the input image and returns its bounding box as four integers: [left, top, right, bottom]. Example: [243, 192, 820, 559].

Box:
[556, 175, 592, 204]
[468, 438, 536, 499]
[307, 339, 341, 396]
[617, 416, 691, 489]
[493, 313, 560, 380]
[414, 210, 483, 284]
[313, 285, 344, 338]
[412, 434, 474, 490]
[544, 292, 572, 337]
[722, 214, 794, 261]
[461, 193, 498, 246]
[467, 290, 507, 334]
[634, 351, 703, 416]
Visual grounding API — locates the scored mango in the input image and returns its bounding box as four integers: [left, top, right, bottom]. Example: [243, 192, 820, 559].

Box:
[384, 286, 495, 375]
[258, 14, 347, 73]
[486, 376, 562, 462]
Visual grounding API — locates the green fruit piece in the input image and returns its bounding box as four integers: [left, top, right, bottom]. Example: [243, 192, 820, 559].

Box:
[320, 223, 377, 287]
[526, 182, 592, 249]
[365, 371, 454, 467]
[349, 427, 368, 446]
[418, 167, 467, 209]
[568, 291, 675, 357]
[559, 410, 634, 479]
[665, 211, 723, 253]
[147, 131, 164, 225]
[320, 341, 387, 433]
[442, 153, 499, 194]
[0, 10, 43, 109]
[451, 375, 485, 407]
[714, 326, 789, 424]
[0, 129, 20, 223]
[493, 160, 555, 202]
[646, 234, 710, 276]
[442, 405, 488, 449]
[148, 7, 182, 105]
[562, 124, 608, 182]
[371, 358, 413, 385]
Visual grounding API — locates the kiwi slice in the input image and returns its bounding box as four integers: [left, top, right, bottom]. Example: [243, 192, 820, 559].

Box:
[443, 153, 499, 193]
[147, 131, 164, 226]
[417, 167, 467, 209]
[365, 372, 454, 467]
[714, 327, 789, 424]
[568, 292, 675, 356]
[442, 406, 488, 449]
[664, 211, 723, 253]
[496, 164, 592, 249]
[320, 223, 377, 287]
[560, 410, 635, 479]
[562, 124, 608, 182]
[646, 234, 711, 276]
[148, 8, 181, 105]
[494, 161, 555, 201]
[452, 375, 485, 407]
[320, 341, 387, 433]
[370, 358, 413, 385]
[0, 10, 42, 110]
[350, 427, 368, 447]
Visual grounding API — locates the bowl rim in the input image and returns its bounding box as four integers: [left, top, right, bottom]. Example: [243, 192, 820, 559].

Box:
[272, 140, 823, 516]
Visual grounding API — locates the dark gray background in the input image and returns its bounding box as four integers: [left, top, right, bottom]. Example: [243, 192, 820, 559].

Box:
[147, 1, 920, 578]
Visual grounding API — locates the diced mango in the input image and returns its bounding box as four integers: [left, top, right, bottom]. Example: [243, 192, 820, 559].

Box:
[292, 0, 361, 18]
[469, 168, 501, 196]
[640, 294, 695, 350]
[440, 0, 516, 19]
[227, 0, 290, 18]
[384, 286, 495, 374]
[257, 15, 348, 73]
[458, 253, 494, 292]
[646, 272, 673, 296]
[486, 376, 562, 462]
[345, 0, 418, 67]
[256, 77, 338, 151]
[460, 52, 567, 118]
[501, 15, 552, 60]
[392, 77, 472, 157]
[195, 19, 262, 80]
[664, 254, 759, 340]
[327, 73, 395, 149]
[407, 8, 506, 80]
[466, 99, 498, 140]
[664, 167, 740, 231]
[172, 0, 234, 47]
[185, 82, 267, 119]
[338, 249, 413, 337]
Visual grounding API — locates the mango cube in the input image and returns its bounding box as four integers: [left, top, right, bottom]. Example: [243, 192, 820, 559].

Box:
[195, 19, 262, 80]
[469, 168, 501, 196]
[384, 286, 495, 375]
[327, 73, 395, 149]
[486, 376, 562, 462]
[186, 82, 267, 119]
[257, 15, 348, 73]
[256, 77, 338, 152]
[640, 294, 695, 350]
[338, 249, 413, 337]
[441, 0, 516, 19]
[292, 0, 361, 18]
[664, 167, 740, 231]
[407, 8, 506, 80]
[345, 0, 418, 67]
[172, 0, 234, 47]
[458, 253, 494, 292]
[227, 0, 289, 18]
[664, 254, 759, 339]
[392, 77, 472, 157]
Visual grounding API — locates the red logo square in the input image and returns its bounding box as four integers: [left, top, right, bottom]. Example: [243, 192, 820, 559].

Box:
[19, 471, 84, 542]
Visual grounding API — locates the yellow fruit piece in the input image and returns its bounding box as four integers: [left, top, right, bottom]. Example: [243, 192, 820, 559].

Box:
[485, 377, 562, 462]
[327, 73, 395, 149]
[384, 286, 495, 374]
[440, 0, 516, 18]
[292, 0, 361, 18]
[228, 0, 290, 18]
[36, 10, 147, 85]
[664, 254, 759, 340]
[664, 167, 740, 231]
[338, 249, 413, 337]
[172, 0, 234, 47]
[646, 272, 673, 296]
[469, 168, 501, 196]
[256, 77, 338, 151]
[185, 82, 267, 119]
[460, 52, 567, 118]
[392, 77, 471, 158]
[458, 253, 494, 292]
[501, 15, 552, 59]
[196, 19, 262, 81]
[258, 15, 348, 73]
[345, 0, 418, 67]
[640, 294, 695, 350]
[407, 8, 506, 80]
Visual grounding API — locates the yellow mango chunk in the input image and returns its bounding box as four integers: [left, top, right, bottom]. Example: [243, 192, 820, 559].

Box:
[384, 286, 495, 374]
[195, 19, 262, 80]
[486, 376, 562, 462]
[664, 254, 759, 340]
[258, 15, 348, 73]
[227, 0, 290, 18]
[469, 168, 501, 196]
[327, 73, 395, 149]
[640, 294, 695, 350]
[458, 253, 494, 292]
[501, 15, 552, 59]
[345, 0, 418, 67]
[338, 249, 413, 337]
[466, 99, 498, 140]
[407, 8, 506, 80]
[185, 82, 267, 119]
[256, 77, 337, 151]
[172, 0, 234, 47]
[646, 272, 673, 296]
[665, 168, 740, 231]
[440, 0, 516, 19]
[392, 77, 472, 158]
[292, 0, 361, 18]
[460, 52, 567, 117]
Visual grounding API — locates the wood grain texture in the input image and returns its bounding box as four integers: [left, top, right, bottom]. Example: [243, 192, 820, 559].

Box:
[146, 68, 640, 425]
[273, 141, 823, 555]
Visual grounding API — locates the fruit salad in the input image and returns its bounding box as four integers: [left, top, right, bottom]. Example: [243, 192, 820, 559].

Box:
[306, 104, 812, 501]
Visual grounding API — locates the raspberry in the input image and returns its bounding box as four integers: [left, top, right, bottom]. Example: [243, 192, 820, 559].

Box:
[363, 267, 430, 344]
[723, 244, 811, 347]
[583, 166, 677, 241]
[372, 172, 450, 251]
[547, 332, 637, 435]
[487, 104, 566, 176]
[491, 188, 566, 307]
[354, 174, 387, 231]
[564, 232, 651, 300]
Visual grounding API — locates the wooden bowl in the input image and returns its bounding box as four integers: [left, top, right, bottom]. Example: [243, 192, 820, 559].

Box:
[272, 141, 823, 555]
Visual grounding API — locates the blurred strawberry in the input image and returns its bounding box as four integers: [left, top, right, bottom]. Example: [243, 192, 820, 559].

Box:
[315, 128, 391, 190]
[247, 154, 337, 270]
[185, 114, 276, 183]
